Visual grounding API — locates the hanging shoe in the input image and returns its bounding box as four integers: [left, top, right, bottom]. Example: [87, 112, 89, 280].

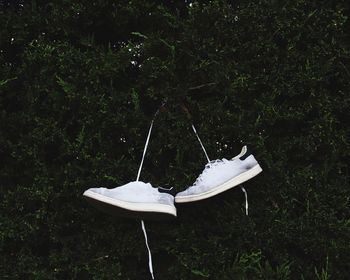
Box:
[84, 181, 177, 220]
[175, 146, 262, 203]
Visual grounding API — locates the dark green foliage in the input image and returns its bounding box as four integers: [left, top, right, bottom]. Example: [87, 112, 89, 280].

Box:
[1, 0, 349, 279]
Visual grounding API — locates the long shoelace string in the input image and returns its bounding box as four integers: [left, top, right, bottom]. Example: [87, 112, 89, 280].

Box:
[136, 118, 156, 279]
[136, 100, 169, 279]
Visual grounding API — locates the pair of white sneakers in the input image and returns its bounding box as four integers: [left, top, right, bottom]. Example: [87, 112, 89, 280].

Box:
[83, 146, 262, 220]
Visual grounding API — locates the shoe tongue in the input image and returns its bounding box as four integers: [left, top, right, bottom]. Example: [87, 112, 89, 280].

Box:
[125, 181, 151, 190]
[208, 159, 224, 166]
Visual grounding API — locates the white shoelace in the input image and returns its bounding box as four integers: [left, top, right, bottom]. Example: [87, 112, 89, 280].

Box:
[191, 124, 210, 163]
[137, 119, 155, 279]
[193, 159, 226, 186]
[141, 220, 154, 279]
[240, 186, 249, 216]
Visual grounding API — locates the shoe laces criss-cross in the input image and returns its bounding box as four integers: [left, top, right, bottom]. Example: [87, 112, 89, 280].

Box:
[192, 159, 229, 187]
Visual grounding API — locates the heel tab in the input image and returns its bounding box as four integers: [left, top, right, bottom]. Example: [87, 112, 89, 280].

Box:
[158, 187, 176, 196]
[232, 145, 250, 160]
[239, 145, 252, 160]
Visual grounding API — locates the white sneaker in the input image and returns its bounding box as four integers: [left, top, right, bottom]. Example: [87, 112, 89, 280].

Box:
[175, 146, 262, 203]
[83, 181, 177, 220]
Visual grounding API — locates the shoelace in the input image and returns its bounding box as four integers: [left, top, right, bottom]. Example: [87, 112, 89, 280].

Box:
[137, 119, 155, 280]
[141, 220, 154, 279]
[241, 186, 248, 216]
[193, 159, 227, 186]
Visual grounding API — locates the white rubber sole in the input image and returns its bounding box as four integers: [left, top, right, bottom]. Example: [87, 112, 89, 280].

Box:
[83, 190, 177, 217]
[175, 164, 263, 203]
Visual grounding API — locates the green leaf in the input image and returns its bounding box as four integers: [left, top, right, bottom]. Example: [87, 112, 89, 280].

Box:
[0, 77, 17, 87]
[131, 31, 148, 39]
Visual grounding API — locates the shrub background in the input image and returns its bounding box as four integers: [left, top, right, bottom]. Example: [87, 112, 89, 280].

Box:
[1, 0, 349, 279]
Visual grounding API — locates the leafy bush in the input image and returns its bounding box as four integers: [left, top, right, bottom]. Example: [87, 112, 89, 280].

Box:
[1, 0, 349, 279]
